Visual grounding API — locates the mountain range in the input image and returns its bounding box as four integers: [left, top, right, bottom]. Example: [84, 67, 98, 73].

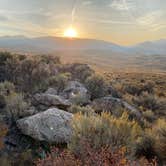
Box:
[0, 36, 166, 72]
[0, 36, 166, 55]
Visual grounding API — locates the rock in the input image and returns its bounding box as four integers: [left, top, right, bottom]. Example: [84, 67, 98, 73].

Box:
[45, 88, 57, 95]
[62, 81, 90, 105]
[33, 93, 71, 110]
[121, 100, 142, 119]
[92, 96, 122, 114]
[17, 108, 73, 143]
[92, 96, 142, 119]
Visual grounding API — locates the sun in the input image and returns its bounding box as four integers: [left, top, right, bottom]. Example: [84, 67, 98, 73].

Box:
[64, 27, 77, 38]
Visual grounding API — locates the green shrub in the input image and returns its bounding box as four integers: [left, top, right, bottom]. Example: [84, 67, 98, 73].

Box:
[5, 92, 29, 121]
[153, 119, 166, 162]
[5, 54, 21, 82]
[133, 134, 157, 160]
[69, 112, 142, 154]
[0, 81, 15, 110]
[0, 81, 15, 96]
[62, 63, 94, 83]
[16, 57, 52, 92]
[85, 74, 108, 99]
[122, 81, 154, 96]
[48, 73, 71, 93]
[39, 54, 61, 65]
[73, 64, 94, 83]
[3, 54, 61, 93]
[133, 92, 161, 111]
[134, 119, 166, 163]
[30, 62, 51, 92]
[142, 81, 154, 94]
[0, 52, 12, 66]
[123, 83, 141, 96]
[143, 110, 156, 123]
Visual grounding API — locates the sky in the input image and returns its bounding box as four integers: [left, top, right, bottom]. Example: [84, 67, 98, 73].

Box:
[0, 0, 166, 45]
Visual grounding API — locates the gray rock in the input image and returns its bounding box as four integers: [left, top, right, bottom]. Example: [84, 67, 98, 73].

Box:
[92, 96, 142, 119]
[33, 93, 71, 109]
[62, 81, 90, 105]
[45, 88, 57, 95]
[17, 108, 73, 143]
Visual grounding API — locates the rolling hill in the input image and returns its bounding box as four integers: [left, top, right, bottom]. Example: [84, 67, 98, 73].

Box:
[0, 36, 166, 72]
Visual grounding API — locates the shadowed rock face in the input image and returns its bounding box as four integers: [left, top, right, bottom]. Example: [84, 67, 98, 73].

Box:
[17, 108, 73, 143]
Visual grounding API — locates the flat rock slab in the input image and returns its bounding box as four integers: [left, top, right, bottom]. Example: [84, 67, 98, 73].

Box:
[34, 93, 71, 109]
[17, 108, 73, 143]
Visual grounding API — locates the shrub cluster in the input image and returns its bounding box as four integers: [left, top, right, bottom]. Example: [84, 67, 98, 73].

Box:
[133, 119, 166, 164]
[0, 52, 61, 93]
[69, 112, 142, 154]
[85, 74, 108, 99]
[122, 81, 154, 96]
[60, 63, 94, 83]
[0, 81, 30, 121]
[36, 142, 157, 166]
[5, 92, 29, 121]
[48, 73, 71, 93]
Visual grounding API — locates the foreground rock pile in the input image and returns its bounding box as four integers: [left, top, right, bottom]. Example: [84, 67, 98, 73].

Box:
[4, 80, 142, 146]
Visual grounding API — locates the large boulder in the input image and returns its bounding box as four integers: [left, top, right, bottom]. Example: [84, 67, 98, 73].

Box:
[62, 81, 90, 105]
[33, 93, 71, 110]
[92, 96, 142, 119]
[17, 108, 73, 143]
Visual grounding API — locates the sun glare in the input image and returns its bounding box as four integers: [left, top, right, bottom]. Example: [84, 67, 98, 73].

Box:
[64, 27, 77, 38]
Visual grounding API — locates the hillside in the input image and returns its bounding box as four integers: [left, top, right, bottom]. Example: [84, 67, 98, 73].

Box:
[0, 36, 166, 73]
[0, 52, 165, 165]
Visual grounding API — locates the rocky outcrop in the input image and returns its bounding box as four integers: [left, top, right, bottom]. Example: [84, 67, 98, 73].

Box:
[92, 96, 142, 119]
[45, 88, 58, 95]
[33, 93, 71, 110]
[62, 81, 90, 105]
[17, 108, 73, 143]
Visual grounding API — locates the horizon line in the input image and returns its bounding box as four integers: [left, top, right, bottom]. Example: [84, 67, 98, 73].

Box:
[0, 34, 165, 47]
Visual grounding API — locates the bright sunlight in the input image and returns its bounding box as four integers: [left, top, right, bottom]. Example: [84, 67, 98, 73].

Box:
[64, 27, 77, 38]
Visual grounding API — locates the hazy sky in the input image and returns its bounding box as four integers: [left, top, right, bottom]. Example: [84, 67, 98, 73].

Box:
[0, 0, 166, 45]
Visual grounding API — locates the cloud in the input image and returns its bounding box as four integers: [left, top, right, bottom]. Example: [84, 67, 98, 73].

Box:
[80, 17, 134, 25]
[110, 0, 134, 11]
[82, 1, 92, 6]
[137, 11, 162, 25]
[151, 24, 166, 31]
[136, 11, 165, 31]
[0, 15, 8, 21]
